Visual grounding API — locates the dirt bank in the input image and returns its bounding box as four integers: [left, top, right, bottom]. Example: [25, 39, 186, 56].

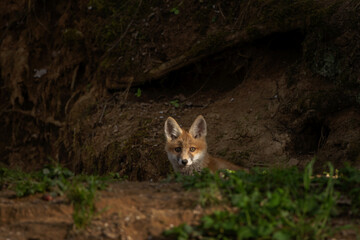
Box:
[1, 0, 360, 180]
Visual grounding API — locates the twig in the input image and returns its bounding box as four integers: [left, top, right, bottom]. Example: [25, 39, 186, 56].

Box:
[64, 90, 81, 115]
[217, 3, 226, 21]
[71, 65, 79, 91]
[31, 2, 49, 33]
[232, 0, 251, 30]
[97, 93, 118, 124]
[121, 76, 134, 103]
[356, 2, 360, 9]
[98, 103, 107, 124]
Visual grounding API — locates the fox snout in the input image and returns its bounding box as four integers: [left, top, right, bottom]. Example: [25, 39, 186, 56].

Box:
[175, 151, 191, 166]
[178, 155, 190, 166]
[181, 159, 188, 165]
[172, 149, 204, 168]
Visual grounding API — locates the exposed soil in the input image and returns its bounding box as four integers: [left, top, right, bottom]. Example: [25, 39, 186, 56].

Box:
[1, 0, 360, 239]
[1, 0, 360, 177]
[0, 181, 358, 240]
[0, 182, 219, 240]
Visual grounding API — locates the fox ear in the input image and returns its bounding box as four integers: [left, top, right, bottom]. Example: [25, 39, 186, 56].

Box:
[189, 115, 207, 139]
[164, 117, 183, 141]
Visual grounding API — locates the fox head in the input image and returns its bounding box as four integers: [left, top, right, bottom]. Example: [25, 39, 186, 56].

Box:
[164, 115, 208, 171]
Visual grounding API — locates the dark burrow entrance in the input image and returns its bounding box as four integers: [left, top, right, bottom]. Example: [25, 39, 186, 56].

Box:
[291, 117, 330, 155]
[128, 30, 305, 104]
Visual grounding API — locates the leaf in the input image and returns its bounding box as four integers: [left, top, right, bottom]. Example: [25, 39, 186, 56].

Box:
[170, 7, 180, 15]
[202, 215, 215, 228]
[237, 226, 254, 239]
[273, 230, 291, 240]
[135, 88, 141, 97]
[267, 191, 281, 208]
[325, 162, 335, 197]
[170, 100, 180, 108]
[302, 196, 318, 214]
[304, 158, 315, 191]
[42, 168, 50, 176]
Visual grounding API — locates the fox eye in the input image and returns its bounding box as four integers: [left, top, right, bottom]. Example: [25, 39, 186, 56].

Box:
[190, 147, 196, 152]
[175, 147, 182, 153]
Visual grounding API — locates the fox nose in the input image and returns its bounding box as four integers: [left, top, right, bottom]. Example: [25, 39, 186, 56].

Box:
[181, 159, 188, 165]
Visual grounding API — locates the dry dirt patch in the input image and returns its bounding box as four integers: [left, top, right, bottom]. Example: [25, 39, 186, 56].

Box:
[0, 182, 225, 240]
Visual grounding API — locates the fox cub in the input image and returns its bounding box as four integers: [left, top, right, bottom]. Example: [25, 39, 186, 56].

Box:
[164, 115, 246, 175]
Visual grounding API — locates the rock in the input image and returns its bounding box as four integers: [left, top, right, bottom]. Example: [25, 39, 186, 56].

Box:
[288, 158, 299, 166]
[42, 194, 53, 201]
[102, 230, 119, 239]
[33, 68, 47, 78]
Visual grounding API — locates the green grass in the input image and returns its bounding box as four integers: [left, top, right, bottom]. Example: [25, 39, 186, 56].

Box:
[164, 160, 360, 240]
[0, 164, 121, 229]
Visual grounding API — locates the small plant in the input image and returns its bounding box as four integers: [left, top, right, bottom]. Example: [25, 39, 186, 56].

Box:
[67, 176, 100, 228]
[108, 172, 129, 181]
[336, 164, 360, 215]
[135, 88, 142, 97]
[0, 167, 29, 191]
[170, 7, 180, 15]
[170, 99, 180, 108]
[164, 160, 353, 240]
[0, 164, 74, 197]
[199, 182, 222, 206]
